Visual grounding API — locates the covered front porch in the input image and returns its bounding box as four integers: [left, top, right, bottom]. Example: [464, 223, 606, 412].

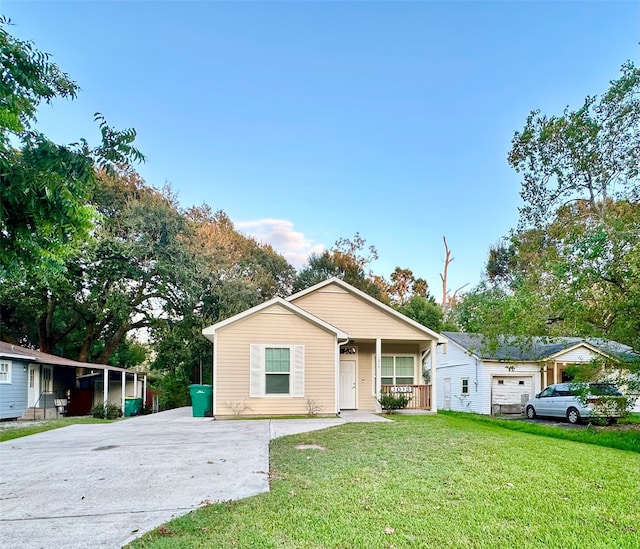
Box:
[338, 336, 440, 413]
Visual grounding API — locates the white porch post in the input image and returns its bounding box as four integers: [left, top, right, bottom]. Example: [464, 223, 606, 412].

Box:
[121, 371, 126, 414]
[375, 338, 382, 412]
[430, 339, 438, 413]
[103, 369, 109, 406]
[334, 340, 340, 414]
[143, 375, 147, 407]
[212, 334, 217, 417]
[133, 372, 138, 398]
[553, 362, 558, 384]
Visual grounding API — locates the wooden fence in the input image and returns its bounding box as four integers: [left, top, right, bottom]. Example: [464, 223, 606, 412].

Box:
[381, 384, 432, 410]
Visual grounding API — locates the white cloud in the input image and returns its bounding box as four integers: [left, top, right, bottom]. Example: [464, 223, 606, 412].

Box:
[235, 218, 324, 269]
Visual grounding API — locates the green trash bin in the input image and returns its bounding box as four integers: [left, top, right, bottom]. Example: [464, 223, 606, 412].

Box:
[189, 384, 213, 417]
[124, 397, 143, 417]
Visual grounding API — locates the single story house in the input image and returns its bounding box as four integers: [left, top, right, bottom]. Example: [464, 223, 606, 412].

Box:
[426, 332, 639, 415]
[202, 277, 447, 418]
[0, 341, 147, 420]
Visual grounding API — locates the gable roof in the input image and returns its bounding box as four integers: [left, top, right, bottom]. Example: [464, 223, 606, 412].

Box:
[202, 296, 349, 342]
[443, 332, 638, 363]
[287, 277, 447, 344]
[0, 341, 135, 373]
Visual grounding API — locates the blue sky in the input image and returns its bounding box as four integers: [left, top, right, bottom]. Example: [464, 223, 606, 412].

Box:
[4, 1, 639, 297]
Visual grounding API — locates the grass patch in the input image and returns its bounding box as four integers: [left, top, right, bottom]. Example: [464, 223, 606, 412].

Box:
[440, 411, 640, 453]
[0, 417, 116, 442]
[129, 414, 640, 549]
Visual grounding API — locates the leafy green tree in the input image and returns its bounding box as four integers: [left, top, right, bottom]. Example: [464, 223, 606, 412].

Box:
[395, 295, 444, 332]
[294, 233, 387, 301]
[1, 172, 195, 363]
[0, 17, 143, 281]
[455, 61, 640, 364]
[509, 61, 639, 228]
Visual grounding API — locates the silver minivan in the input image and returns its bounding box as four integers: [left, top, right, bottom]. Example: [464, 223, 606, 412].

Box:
[525, 383, 625, 424]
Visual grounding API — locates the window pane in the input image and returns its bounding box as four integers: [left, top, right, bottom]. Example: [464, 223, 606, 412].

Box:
[265, 348, 290, 373]
[266, 374, 290, 394]
[396, 377, 414, 385]
[381, 377, 393, 385]
[395, 357, 414, 377]
[381, 356, 393, 377]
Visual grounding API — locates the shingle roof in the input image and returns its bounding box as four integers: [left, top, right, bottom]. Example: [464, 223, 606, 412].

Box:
[0, 341, 133, 372]
[442, 332, 638, 362]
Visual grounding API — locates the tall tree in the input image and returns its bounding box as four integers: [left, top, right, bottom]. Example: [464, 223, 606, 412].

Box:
[0, 17, 143, 281]
[455, 61, 640, 357]
[509, 61, 639, 228]
[294, 232, 386, 301]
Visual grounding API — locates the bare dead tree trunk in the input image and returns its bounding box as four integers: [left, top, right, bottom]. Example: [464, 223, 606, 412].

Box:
[440, 236, 453, 312]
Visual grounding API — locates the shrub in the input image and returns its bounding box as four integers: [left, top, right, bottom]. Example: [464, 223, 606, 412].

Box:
[91, 403, 122, 419]
[378, 391, 412, 412]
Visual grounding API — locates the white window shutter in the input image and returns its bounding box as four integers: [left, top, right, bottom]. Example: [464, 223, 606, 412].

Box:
[250, 344, 263, 397]
[293, 345, 305, 397]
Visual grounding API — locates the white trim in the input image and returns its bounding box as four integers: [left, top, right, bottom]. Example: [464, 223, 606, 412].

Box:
[461, 377, 470, 395]
[0, 360, 12, 384]
[546, 341, 610, 361]
[250, 344, 305, 398]
[375, 338, 382, 412]
[212, 333, 218, 416]
[380, 353, 418, 385]
[287, 277, 447, 344]
[203, 297, 348, 341]
[430, 339, 438, 412]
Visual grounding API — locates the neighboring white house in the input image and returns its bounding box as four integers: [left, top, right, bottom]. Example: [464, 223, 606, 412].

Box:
[426, 332, 639, 415]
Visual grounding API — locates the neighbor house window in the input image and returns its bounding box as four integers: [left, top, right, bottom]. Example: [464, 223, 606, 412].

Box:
[265, 347, 290, 394]
[461, 378, 469, 395]
[381, 356, 415, 385]
[250, 344, 304, 397]
[0, 361, 11, 384]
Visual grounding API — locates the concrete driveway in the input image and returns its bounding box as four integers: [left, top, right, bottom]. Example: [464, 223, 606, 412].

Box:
[0, 408, 353, 548]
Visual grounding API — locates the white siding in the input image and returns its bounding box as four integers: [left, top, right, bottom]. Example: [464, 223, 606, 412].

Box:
[430, 341, 484, 414]
[552, 346, 600, 363]
[429, 338, 544, 415]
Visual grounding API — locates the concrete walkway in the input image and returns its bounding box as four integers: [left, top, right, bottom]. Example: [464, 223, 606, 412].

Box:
[0, 408, 387, 548]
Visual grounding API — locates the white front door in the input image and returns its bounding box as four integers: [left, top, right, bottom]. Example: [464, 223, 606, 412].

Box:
[28, 364, 40, 407]
[339, 360, 357, 409]
[443, 378, 452, 410]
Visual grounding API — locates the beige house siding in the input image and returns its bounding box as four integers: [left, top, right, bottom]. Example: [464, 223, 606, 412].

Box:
[215, 303, 337, 417]
[291, 283, 427, 340]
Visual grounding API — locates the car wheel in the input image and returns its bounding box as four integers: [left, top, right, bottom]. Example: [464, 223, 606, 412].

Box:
[567, 407, 580, 424]
[526, 405, 536, 419]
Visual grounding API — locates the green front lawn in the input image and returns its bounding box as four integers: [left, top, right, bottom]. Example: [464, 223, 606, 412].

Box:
[130, 414, 639, 548]
[0, 417, 115, 442]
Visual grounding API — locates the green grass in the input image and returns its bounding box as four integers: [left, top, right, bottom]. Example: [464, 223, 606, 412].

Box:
[129, 414, 640, 549]
[440, 411, 640, 453]
[0, 416, 116, 441]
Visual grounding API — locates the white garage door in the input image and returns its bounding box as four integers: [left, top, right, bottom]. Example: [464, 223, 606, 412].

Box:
[491, 376, 532, 415]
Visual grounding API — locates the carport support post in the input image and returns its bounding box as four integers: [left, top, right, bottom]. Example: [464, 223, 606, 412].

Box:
[134, 373, 138, 398]
[103, 369, 109, 407]
[143, 375, 147, 408]
[121, 371, 126, 416]
[375, 338, 382, 412]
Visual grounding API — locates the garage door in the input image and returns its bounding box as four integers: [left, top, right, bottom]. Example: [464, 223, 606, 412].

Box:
[491, 376, 532, 415]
